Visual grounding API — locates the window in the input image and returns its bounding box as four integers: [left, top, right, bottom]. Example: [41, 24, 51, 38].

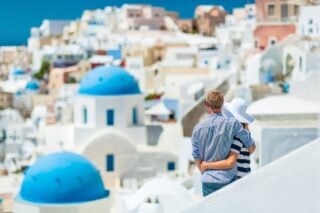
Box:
[281, 4, 288, 19]
[299, 56, 303, 71]
[294, 5, 299, 16]
[83, 107, 87, 124]
[106, 109, 114, 126]
[254, 39, 259, 49]
[268, 4, 275, 16]
[106, 154, 114, 172]
[132, 107, 138, 125]
[167, 162, 176, 171]
[270, 39, 276, 45]
[309, 28, 313, 34]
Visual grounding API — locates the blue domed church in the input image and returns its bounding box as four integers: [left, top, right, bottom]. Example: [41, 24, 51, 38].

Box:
[14, 152, 111, 213]
[74, 66, 147, 146]
[44, 66, 177, 189]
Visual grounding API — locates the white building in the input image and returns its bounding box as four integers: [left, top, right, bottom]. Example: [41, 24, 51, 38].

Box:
[30, 20, 71, 38]
[247, 95, 319, 168]
[44, 66, 178, 188]
[290, 70, 320, 105]
[216, 6, 256, 53]
[27, 20, 71, 54]
[0, 108, 23, 130]
[298, 6, 320, 36]
[242, 45, 283, 85]
[122, 176, 195, 212]
[118, 4, 169, 31]
[125, 56, 146, 91]
[0, 69, 32, 93]
[81, 7, 118, 30]
[5, 124, 36, 145]
[161, 47, 198, 68]
[41, 44, 86, 68]
[282, 40, 320, 81]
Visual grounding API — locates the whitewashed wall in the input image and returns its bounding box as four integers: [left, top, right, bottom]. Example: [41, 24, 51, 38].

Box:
[298, 6, 320, 36]
[183, 138, 320, 213]
[14, 196, 111, 213]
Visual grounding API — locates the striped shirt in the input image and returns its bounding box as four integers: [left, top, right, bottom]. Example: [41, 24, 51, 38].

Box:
[230, 138, 251, 179]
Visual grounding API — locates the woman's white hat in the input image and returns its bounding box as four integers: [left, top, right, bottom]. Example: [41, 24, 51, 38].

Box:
[222, 97, 254, 123]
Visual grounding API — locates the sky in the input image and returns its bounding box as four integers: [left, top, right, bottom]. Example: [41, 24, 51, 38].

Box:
[0, 0, 254, 46]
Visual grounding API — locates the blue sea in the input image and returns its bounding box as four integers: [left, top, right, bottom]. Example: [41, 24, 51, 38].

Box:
[0, 0, 254, 46]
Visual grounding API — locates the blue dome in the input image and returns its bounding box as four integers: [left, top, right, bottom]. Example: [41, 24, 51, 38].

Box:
[26, 81, 40, 91]
[78, 66, 140, 96]
[12, 69, 25, 76]
[19, 152, 109, 204]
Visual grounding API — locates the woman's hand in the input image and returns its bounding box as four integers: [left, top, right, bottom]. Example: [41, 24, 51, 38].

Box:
[200, 162, 207, 173]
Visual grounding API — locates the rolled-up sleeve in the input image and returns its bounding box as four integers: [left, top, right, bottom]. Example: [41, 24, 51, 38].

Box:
[233, 121, 255, 148]
[191, 127, 201, 160]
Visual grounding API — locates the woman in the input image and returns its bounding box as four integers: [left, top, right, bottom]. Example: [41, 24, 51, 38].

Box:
[200, 98, 255, 179]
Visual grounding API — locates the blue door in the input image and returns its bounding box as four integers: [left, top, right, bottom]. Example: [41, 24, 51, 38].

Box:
[167, 162, 176, 171]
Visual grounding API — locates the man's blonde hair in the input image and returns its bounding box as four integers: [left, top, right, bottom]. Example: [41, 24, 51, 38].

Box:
[205, 90, 224, 110]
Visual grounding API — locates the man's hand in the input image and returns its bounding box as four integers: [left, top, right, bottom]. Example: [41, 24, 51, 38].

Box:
[200, 162, 207, 173]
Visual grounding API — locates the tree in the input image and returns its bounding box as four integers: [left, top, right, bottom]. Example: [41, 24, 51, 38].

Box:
[33, 60, 51, 80]
[66, 76, 77, 84]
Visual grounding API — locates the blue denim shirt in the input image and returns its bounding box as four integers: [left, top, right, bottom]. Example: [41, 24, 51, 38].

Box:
[191, 113, 254, 183]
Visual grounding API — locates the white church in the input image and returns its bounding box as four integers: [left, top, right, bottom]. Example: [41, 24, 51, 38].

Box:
[43, 66, 178, 188]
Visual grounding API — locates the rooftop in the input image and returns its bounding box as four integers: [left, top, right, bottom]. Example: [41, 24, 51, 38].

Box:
[78, 66, 141, 96]
[19, 152, 108, 204]
[248, 95, 320, 116]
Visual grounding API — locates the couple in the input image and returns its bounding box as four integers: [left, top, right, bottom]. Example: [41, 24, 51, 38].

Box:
[191, 90, 256, 197]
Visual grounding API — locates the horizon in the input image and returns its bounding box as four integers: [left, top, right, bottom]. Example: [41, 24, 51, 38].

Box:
[0, 0, 254, 46]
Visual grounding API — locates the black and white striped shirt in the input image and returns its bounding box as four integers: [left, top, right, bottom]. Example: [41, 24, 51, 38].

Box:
[230, 138, 251, 179]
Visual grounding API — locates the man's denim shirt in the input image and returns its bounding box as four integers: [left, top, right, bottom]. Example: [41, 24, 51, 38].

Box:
[191, 113, 255, 184]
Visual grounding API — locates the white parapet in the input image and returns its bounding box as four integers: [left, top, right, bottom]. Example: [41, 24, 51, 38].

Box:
[183, 138, 320, 213]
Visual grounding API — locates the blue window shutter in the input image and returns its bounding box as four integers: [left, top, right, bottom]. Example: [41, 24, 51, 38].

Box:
[106, 109, 114, 125]
[106, 154, 114, 171]
[167, 162, 176, 171]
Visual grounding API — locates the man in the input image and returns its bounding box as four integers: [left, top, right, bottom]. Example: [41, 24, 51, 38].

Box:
[191, 90, 255, 197]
